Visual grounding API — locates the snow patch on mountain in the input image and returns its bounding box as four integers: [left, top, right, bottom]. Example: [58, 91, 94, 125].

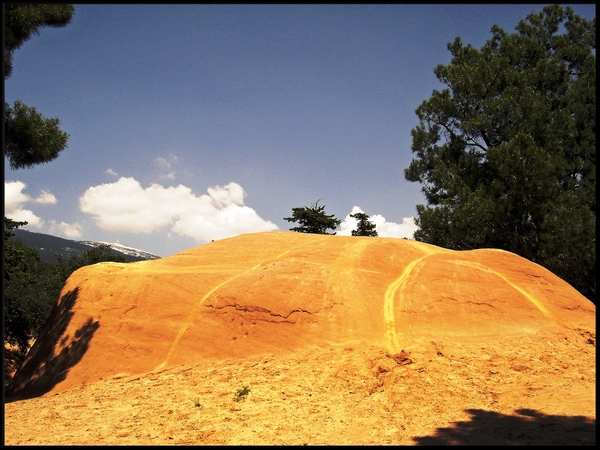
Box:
[78, 240, 161, 260]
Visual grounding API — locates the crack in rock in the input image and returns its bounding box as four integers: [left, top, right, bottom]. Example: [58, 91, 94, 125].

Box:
[433, 297, 498, 308]
[205, 301, 337, 323]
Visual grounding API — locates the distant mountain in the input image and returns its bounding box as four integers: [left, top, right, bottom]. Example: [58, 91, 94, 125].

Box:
[9, 229, 161, 262]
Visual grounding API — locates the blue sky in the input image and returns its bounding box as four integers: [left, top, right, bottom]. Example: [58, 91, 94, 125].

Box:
[4, 4, 596, 257]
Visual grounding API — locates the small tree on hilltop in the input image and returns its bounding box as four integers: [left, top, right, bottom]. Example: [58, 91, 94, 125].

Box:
[284, 200, 341, 234]
[351, 212, 378, 236]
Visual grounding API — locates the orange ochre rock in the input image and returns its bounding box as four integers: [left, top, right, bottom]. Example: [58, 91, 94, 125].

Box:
[6, 231, 595, 401]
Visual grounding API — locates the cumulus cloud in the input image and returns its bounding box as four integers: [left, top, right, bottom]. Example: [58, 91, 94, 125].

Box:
[105, 168, 119, 177]
[208, 182, 245, 208]
[5, 181, 30, 208]
[35, 189, 58, 204]
[4, 181, 56, 228]
[49, 220, 84, 239]
[338, 206, 418, 239]
[79, 177, 278, 243]
[5, 209, 44, 228]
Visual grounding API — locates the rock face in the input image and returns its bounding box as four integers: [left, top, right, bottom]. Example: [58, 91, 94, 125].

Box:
[6, 231, 595, 401]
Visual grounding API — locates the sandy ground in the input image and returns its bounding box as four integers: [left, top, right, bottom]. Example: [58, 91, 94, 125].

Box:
[4, 330, 595, 445]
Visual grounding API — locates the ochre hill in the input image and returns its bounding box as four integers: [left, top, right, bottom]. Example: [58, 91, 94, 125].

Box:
[5, 231, 596, 444]
[6, 231, 594, 403]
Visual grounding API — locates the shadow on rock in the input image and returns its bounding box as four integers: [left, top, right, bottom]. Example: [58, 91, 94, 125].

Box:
[4, 288, 99, 402]
[413, 408, 595, 445]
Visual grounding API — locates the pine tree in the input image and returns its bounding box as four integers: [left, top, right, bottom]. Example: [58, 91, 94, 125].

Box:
[284, 200, 341, 235]
[404, 5, 595, 302]
[351, 212, 378, 236]
[4, 4, 74, 169]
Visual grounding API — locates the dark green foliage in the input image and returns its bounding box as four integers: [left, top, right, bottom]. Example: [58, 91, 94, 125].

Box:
[4, 100, 70, 169]
[4, 4, 74, 79]
[284, 200, 341, 235]
[62, 243, 126, 272]
[351, 212, 378, 236]
[4, 221, 126, 354]
[4, 220, 44, 353]
[404, 5, 595, 302]
[4, 217, 27, 242]
[4, 4, 73, 169]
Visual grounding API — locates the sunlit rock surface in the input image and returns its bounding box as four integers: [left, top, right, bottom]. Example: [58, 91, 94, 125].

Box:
[7, 231, 595, 400]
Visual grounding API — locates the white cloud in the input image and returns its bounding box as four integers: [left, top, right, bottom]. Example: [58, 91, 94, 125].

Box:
[339, 206, 418, 239]
[6, 209, 44, 228]
[5, 180, 30, 208]
[105, 168, 119, 177]
[79, 177, 279, 243]
[79, 177, 188, 232]
[49, 220, 84, 239]
[4, 180, 52, 228]
[35, 189, 57, 204]
[208, 182, 245, 208]
[373, 215, 419, 239]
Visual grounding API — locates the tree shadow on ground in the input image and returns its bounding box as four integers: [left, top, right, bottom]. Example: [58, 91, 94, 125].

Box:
[4, 287, 100, 402]
[413, 408, 595, 445]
